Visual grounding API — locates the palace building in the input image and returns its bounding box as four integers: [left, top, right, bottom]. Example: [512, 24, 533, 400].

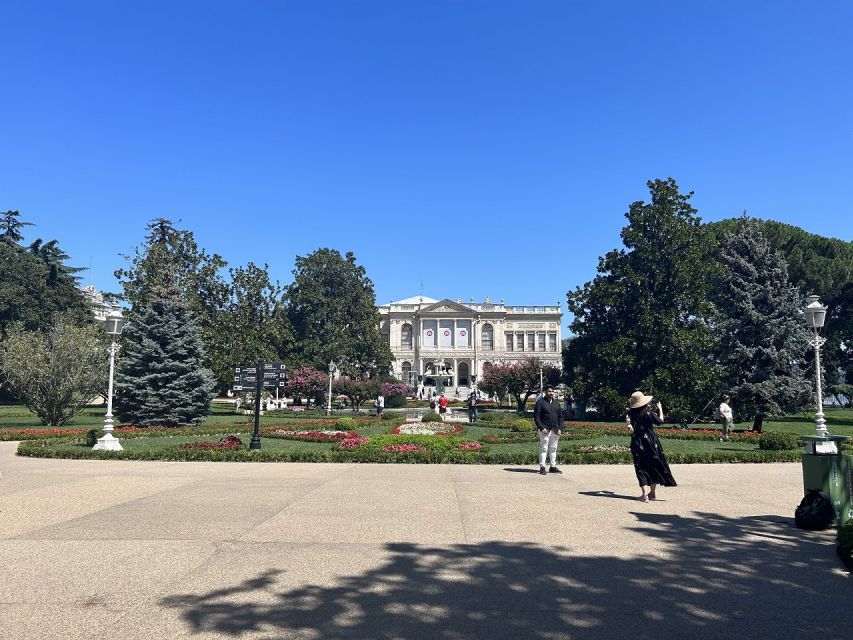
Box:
[378, 295, 563, 395]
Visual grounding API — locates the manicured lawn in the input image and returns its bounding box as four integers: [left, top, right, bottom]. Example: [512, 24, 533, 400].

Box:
[5, 403, 852, 464]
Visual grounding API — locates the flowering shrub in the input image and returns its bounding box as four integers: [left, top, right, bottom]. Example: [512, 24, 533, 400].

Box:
[268, 429, 360, 442]
[575, 444, 630, 453]
[480, 433, 537, 443]
[382, 443, 427, 452]
[392, 424, 463, 436]
[381, 382, 412, 397]
[179, 438, 242, 450]
[457, 441, 482, 450]
[339, 437, 369, 448]
[0, 427, 88, 441]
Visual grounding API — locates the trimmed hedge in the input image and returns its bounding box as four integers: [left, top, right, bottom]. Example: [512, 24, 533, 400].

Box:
[758, 431, 802, 451]
[16, 437, 802, 464]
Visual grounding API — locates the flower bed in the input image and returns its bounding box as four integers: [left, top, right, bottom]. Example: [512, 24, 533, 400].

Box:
[179, 435, 243, 450]
[0, 427, 89, 441]
[265, 429, 360, 442]
[339, 437, 369, 448]
[383, 443, 426, 452]
[391, 423, 464, 436]
[479, 433, 538, 444]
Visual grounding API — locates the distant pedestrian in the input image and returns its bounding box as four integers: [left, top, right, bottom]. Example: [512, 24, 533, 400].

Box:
[627, 391, 676, 502]
[467, 392, 478, 423]
[438, 392, 448, 420]
[375, 393, 385, 418]
[718, 395, 733, 441]
[534, 385, 563, 475]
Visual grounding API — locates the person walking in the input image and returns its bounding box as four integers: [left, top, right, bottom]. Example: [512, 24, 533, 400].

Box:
[534, 384, 563, 475]
[375, 393, 385, 418]
[438, 392, 448, 420]
[627, 391, 676, 502]
[718, 394, 733, 441]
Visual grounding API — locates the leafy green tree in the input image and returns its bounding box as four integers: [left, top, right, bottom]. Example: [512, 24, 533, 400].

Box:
[564, 178, 719, 420]
[284, 248, 392, 376]
[0, 317, 108, 425]
[208, 262, 286, 391]
[114, 293, 216, 426]
[711, 215, 813, 419]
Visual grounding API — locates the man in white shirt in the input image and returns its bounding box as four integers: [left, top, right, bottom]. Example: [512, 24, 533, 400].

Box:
[719, 395, 733, 442]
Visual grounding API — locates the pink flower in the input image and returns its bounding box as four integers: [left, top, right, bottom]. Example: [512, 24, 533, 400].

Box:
[339, 437, 369, 448]
[382, 443, 427, 452]
[457, 442, 482, 450]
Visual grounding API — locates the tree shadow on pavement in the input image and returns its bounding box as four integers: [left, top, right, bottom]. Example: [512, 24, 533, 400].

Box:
[160, 511, 850, 639]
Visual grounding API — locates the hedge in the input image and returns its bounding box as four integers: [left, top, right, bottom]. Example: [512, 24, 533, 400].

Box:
[16, 438, 802, 464]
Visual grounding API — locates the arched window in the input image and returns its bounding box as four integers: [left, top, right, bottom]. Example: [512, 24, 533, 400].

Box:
[401, 361, 413, 386]
[401, 324, 413, 349]
[481, 323, 494, 350]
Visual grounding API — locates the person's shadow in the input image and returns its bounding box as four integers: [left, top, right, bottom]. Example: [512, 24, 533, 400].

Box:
[579, 489, 643, 501]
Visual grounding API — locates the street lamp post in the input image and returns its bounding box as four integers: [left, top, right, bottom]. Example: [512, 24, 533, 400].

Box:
[93, 306, 124, 451]
[539, 363, 544, 395]
[804, 295, 829, 436]
[326, 360, 336, 416]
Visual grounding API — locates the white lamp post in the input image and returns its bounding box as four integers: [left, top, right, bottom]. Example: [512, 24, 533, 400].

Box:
[539, 363, 544, 395]
[326, 360, 336, 416]
[93, 306, 124, 451]
[804, 295, 828, 436]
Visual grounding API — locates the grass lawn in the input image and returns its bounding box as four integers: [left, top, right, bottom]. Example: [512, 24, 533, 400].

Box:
[5, 404, 852, 463]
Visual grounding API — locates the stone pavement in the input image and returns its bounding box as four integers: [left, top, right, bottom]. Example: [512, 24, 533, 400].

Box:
[0, 441, 850, 640]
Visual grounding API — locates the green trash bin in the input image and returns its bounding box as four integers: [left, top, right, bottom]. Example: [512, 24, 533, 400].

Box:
[801, 435, 853, 527]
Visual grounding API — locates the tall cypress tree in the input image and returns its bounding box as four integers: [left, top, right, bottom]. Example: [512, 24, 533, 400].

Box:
[712, 214, 812, 419]
[115, 291, 216, 426]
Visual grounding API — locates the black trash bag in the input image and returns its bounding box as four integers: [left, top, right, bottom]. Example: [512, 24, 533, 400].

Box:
[795, 490, 835, 530]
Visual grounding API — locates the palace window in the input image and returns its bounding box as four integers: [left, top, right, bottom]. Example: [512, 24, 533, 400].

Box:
[401, 324, 413, 349]
[537, 332, 546, 351]
[482, 324, 494, 350]
[527, 333, 535, 352]
[517, 332, 525, 351]
[549, 333, 557, 352]
[505, 332, 514, 352]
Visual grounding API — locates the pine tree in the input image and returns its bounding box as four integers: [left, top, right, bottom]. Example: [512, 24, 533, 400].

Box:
[115, 293, 216, 426]
[712, 214, 812, 419]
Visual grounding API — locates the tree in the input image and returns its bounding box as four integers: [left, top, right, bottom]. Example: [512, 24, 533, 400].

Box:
[479, 358, 560, 413]
[284, 249, 392, 377]
[0, 317, 108, 425]
[0, 211, 89, 337]
[707, 218, 853, 394]
[115, 218, 230, 387]
[564, 178, 719, 420]
[0, 209, 33, 244]
[208, 262, 286, 391]
[114, 293, 216, 426]
[334, 377, 381, 412]
[711, 215, 813, 419]
[283, 367, 328, 408]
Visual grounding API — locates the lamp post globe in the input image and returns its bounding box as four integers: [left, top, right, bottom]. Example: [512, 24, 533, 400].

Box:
[94, 306, 124, 451]
[804, 295, 828, 436]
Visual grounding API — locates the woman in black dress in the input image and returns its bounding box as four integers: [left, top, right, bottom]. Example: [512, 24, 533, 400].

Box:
[627, 391, 676, 502]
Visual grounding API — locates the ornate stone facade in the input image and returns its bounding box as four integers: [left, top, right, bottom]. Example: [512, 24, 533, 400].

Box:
[378, 295, 562, 395]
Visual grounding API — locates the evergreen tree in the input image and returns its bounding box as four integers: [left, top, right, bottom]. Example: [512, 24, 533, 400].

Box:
[711, 215, 812, 419]
[564, 178, 719, 420]
[115, 292, 216, 426]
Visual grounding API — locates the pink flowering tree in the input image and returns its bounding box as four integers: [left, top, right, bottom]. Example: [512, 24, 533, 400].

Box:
[479, 358, 560, 413]
[333, 377, 381, 412]
[284, 367, 327, 408]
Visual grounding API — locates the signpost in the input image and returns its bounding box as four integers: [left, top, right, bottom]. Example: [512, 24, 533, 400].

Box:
[233, 362, 287, 451]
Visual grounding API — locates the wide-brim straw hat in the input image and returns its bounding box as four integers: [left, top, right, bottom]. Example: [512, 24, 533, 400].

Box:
[628, 391, 654, 409]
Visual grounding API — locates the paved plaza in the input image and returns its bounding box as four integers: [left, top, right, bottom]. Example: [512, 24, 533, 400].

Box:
[0, 441, 850, 639]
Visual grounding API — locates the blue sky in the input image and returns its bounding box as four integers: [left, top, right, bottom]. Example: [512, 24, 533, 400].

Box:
[2, 1, 851, 328]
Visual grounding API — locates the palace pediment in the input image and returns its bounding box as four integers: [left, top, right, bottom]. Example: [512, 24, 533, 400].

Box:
[419, 299, 475, 314]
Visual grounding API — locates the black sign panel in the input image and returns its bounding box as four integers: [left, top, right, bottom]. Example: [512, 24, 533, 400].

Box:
[233, 363, 286, 391]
